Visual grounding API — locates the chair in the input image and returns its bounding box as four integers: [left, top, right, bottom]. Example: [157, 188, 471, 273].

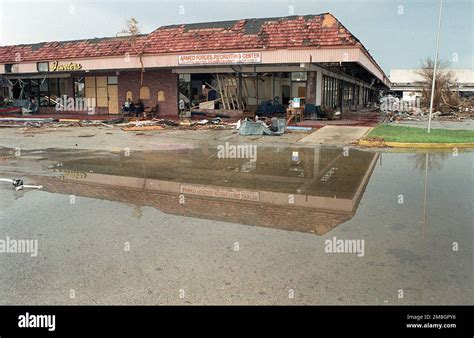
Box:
[315, 105, 329, 119]
[286, 107, 303, 124]
[304, 104, 317, 119]
[143, 105, 158, 119]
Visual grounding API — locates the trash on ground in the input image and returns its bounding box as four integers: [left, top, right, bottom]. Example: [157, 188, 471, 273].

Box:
[121, 125, 164, 131]
[0, 178, 43, 191]
[286, 126, 313, 132]
[238, 118, 286, 136]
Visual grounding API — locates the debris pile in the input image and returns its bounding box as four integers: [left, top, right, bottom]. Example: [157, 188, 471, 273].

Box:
[238, 117, 286, 136]
[0, 117, 124, 129]
[379, 95, 474, 123]
[119, 117, 237, 131]
[0, 114, 302, 136]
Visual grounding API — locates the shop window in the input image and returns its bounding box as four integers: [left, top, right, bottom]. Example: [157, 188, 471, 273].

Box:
[291, 82, 306, 99]
[29, 80, 39, 102]
[290, 72, 307, 102]
[59, 78, 68, 97]
[178, 74, 191, 107]
[291, 72, 307, 82]
[126, 91, 133, 101]
[108, 76, 118, 85]
[257, 74, 272, 104]
[39, 79, 50, 106]
[74, 78, 85, 98]
[37, 62, 49, 72]
[139, 86, 150, 100]
[179, 74, 191, 82]
[49, 78, 59, 103]
[323, 75, 341, 109]
[157, 90, 165, 102]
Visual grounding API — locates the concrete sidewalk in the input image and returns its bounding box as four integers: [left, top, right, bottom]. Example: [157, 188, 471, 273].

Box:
[298, 125, 372, 145]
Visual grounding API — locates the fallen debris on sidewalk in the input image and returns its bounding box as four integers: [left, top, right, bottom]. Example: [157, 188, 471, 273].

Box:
[238, 118, 286, 136]
[0, 178, 43, 191]
[121, 125, 164, 131]
[119, 117, 238, 131]
[0, 116, 125, 129]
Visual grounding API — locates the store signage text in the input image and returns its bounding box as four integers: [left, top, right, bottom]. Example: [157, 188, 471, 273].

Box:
[180, 184, 259, 201]
[50, 61, 82, 72]
[178, 52, 261, 65]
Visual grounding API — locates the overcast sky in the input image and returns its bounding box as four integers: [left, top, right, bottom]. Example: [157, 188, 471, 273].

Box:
[0, 0, 472, 74]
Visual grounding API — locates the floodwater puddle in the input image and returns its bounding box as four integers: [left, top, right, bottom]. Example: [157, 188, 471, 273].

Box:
[0, 145, 471, 237]
[0, 145, 472, 305]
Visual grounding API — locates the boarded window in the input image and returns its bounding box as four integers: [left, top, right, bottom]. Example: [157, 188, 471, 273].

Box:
[126, 91, 133, 101]
[139, 86, 150, 100]
[84, 77, 96, 100]
[96, 76, 108, 107]
[157, 90, 165, 102]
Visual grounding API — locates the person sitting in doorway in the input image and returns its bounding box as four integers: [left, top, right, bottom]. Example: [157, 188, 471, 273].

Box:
[134, 100, 144, 117]
[123, 98, 132, 113]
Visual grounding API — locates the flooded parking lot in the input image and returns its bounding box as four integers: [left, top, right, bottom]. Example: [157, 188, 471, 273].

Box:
[0, 145, 472, 305]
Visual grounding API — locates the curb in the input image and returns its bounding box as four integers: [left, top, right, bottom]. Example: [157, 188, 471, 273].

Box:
[358, 139, 474, 149]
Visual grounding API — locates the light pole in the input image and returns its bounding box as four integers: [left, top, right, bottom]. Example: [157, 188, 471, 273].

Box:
[427, 0, 444, 133]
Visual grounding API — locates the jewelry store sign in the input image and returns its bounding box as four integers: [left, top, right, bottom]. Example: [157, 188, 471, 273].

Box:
[50, 60, 82, 71]
[178, 52, 261, 65]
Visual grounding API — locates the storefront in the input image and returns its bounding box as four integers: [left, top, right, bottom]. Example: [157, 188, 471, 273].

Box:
[0, 13, 389, 117]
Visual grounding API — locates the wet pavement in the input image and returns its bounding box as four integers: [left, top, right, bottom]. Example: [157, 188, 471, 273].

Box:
[0, 144, 472, 305]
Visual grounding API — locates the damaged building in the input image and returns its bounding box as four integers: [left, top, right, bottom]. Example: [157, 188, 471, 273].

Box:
[0, 13, 389, 119]
[390, 68, 474, 101]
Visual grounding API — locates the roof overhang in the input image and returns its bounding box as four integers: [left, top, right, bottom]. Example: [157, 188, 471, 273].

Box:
[1, 46, 389, 85]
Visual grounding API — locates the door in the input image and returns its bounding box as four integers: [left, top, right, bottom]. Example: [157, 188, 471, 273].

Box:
[107, 85, 119, 114]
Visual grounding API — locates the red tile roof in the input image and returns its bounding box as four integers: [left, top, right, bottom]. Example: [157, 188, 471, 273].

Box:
[0, 13, 361, 63]
[144, 14, 359, 54]
[0, 35, 148, 63]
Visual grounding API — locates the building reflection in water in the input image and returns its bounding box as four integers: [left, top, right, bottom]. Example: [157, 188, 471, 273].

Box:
[33, 146, 379, 235]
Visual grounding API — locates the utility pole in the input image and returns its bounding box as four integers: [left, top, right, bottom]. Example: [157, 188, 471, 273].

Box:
[427, 0, 443, 133]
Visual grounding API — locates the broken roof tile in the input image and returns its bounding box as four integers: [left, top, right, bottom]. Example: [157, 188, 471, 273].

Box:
[0, 13, 361, 63]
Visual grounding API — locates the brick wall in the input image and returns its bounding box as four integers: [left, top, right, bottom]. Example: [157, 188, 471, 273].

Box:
[118, 70, 178, 117]
[33, 176, 352, 235]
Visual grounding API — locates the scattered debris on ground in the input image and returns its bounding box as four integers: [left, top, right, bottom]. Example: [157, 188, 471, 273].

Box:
[122, 125, 164, 132]
[379, 94, 474, 123]
[0, 114, 315, 137]
[119, 117, 239, 131]
[0, 117, 124, 129]
[0, 178, 43, 191]
[239, 117, 286, 136]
